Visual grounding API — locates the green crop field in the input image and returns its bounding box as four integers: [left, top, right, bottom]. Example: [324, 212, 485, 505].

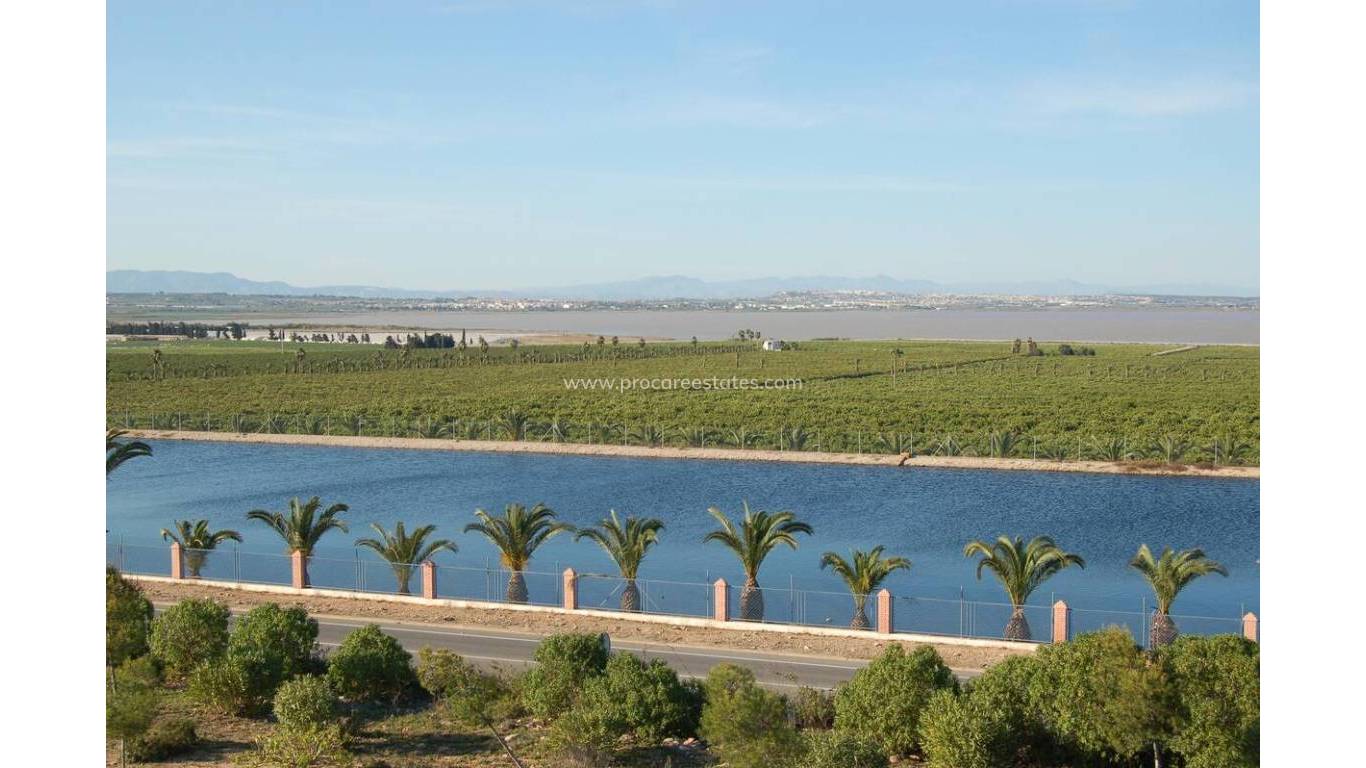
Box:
[106, 338, 1260, 465]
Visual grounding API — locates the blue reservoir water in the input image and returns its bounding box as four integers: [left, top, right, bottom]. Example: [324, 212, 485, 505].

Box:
[106, 440, 1259, 637]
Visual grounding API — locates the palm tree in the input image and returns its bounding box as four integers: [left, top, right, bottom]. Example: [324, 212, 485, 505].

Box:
[355, 522, 458, 595]
[160, 520, 242, 577]
[703, 502, 813, 621]
[988, 430, 1020, 458]
[106, 429, 152, 476]
[246, 496, 349, 587]
[497, 410, 529, 441]
[1130, 545, 1228, 648]
[463, 503, 573, 603]
[963, 535, 1085, 640]
[1152, 435, 1192, 464]
[820, 547, 911, 629]
[575, 511, 664, 611]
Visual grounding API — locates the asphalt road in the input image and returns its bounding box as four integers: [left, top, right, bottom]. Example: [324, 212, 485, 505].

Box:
[157, 605, 979, 689]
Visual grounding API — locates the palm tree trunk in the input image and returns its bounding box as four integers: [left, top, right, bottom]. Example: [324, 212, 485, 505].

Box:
[506, 570, 528, 604]
[187, 551, 205, 578]
[621, 579, 641, 612]
[1149, 611, 1178, 648]
[1004, 606, 1032, 641]
[850, 593, 870, 630]
[395, 564, 412, 595]
[739, 577, 764, 621]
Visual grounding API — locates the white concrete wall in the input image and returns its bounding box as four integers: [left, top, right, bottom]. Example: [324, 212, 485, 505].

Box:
[130, 574, 1038, 653]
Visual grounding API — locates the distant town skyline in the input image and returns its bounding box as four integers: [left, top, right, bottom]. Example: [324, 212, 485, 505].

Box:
[108, 1, 1259, 293]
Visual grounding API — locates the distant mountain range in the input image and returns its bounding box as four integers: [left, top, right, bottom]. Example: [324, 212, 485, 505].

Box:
[106, 270, 1257, 300]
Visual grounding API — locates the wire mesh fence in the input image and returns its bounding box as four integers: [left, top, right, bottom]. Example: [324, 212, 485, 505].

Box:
[576, 574, 715, 619]
[892, 596, 1055, 641]
[107, 540, 1255, 644]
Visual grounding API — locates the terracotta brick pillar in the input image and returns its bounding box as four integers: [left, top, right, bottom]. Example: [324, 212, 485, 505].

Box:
[1242, 612, 1259, 642]
[421, 561, 437, 600]
[291, 550, 308, 589]
[562, 568, 578, 610]
[169, 541, 183, 580]
[876, 588, 893, 633]
[1051, 600, 1071, 644]
[713, 578, 729, 621]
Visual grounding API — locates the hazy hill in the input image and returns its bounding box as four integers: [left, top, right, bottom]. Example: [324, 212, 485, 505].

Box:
[106, 269, 1256, 300]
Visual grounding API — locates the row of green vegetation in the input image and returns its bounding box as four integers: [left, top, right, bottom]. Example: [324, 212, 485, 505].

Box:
[107, 338, 1260, 464]
[107, 568, 1258, 768]
[161, 495, 1228, 644]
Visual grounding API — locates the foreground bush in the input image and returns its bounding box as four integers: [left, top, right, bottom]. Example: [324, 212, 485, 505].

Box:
[963, 654, 1056, 763]
[791, 686, 836, 730]
[834, 644, 957, 756]
[229, 603, 320, 680]
[699, 664, 802, 768]
[243, 724, 349, 768]
[188, 656, 263, 715]
[1029, 628, 1171, 763]
[149, 599, 230, 680]
[326, 624, 415, 703]
[417, 648, 518, 725]
[800, 730, 889, 768]
[107, 657, 161, 765]
[274, 676, 339, 730]
[553, 652, 702, 756]
[106, 567, 153, 667]
[1161, 635, 1259, 768]
[520, 633, 609, 719]
[918, 689, 1000, 768]
[128, 718, 199, 763]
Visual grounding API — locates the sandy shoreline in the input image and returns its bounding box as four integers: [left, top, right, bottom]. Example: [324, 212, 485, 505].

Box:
[123, 429, 1259, 479]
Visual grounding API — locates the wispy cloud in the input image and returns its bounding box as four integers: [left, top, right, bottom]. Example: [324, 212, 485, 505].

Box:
[1021, 77, 1257, 118]
[106, 137, 265, 159]
[693, 43, 776, 70]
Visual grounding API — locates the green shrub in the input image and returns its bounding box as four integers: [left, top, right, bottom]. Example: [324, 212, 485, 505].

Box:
[326, 625, 415, 704]
[700, 663, 802, 768]
[791, 686, 836, 730]
[149, 599, 230, 680]
[107, 657, 161, 762]
[245, 723, 349, 768]
[800, 730, 888, 768]
[553, 652, 701, 755]
[106, 567, 154, 667]
[417, 648, 516, 725]
[601, 653, 700, 743]
[918, 689, 999, 768]
[274, 676, 339, 730]
[520, 633, 609, 719]
[1029, 628, 1172, 763]
[550, 687, 628, 760]
[833, 644, 956, 756]
[188, 656, 262, 716]
[964, 654, 1055, 763]
[229, 604, 319, 680]
[128, 718, 200, 762]
[1161, 635, 1259, 768]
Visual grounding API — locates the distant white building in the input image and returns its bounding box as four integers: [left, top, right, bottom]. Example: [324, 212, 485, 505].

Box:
[761, 339, 785, 351]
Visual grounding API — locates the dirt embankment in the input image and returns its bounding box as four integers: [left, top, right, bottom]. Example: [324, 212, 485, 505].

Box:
[136, 579, 1026, 671]
[123, 429, 1260, 479]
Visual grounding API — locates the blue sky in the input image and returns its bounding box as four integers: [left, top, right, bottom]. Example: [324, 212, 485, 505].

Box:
[107, 1, 1259, 292]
